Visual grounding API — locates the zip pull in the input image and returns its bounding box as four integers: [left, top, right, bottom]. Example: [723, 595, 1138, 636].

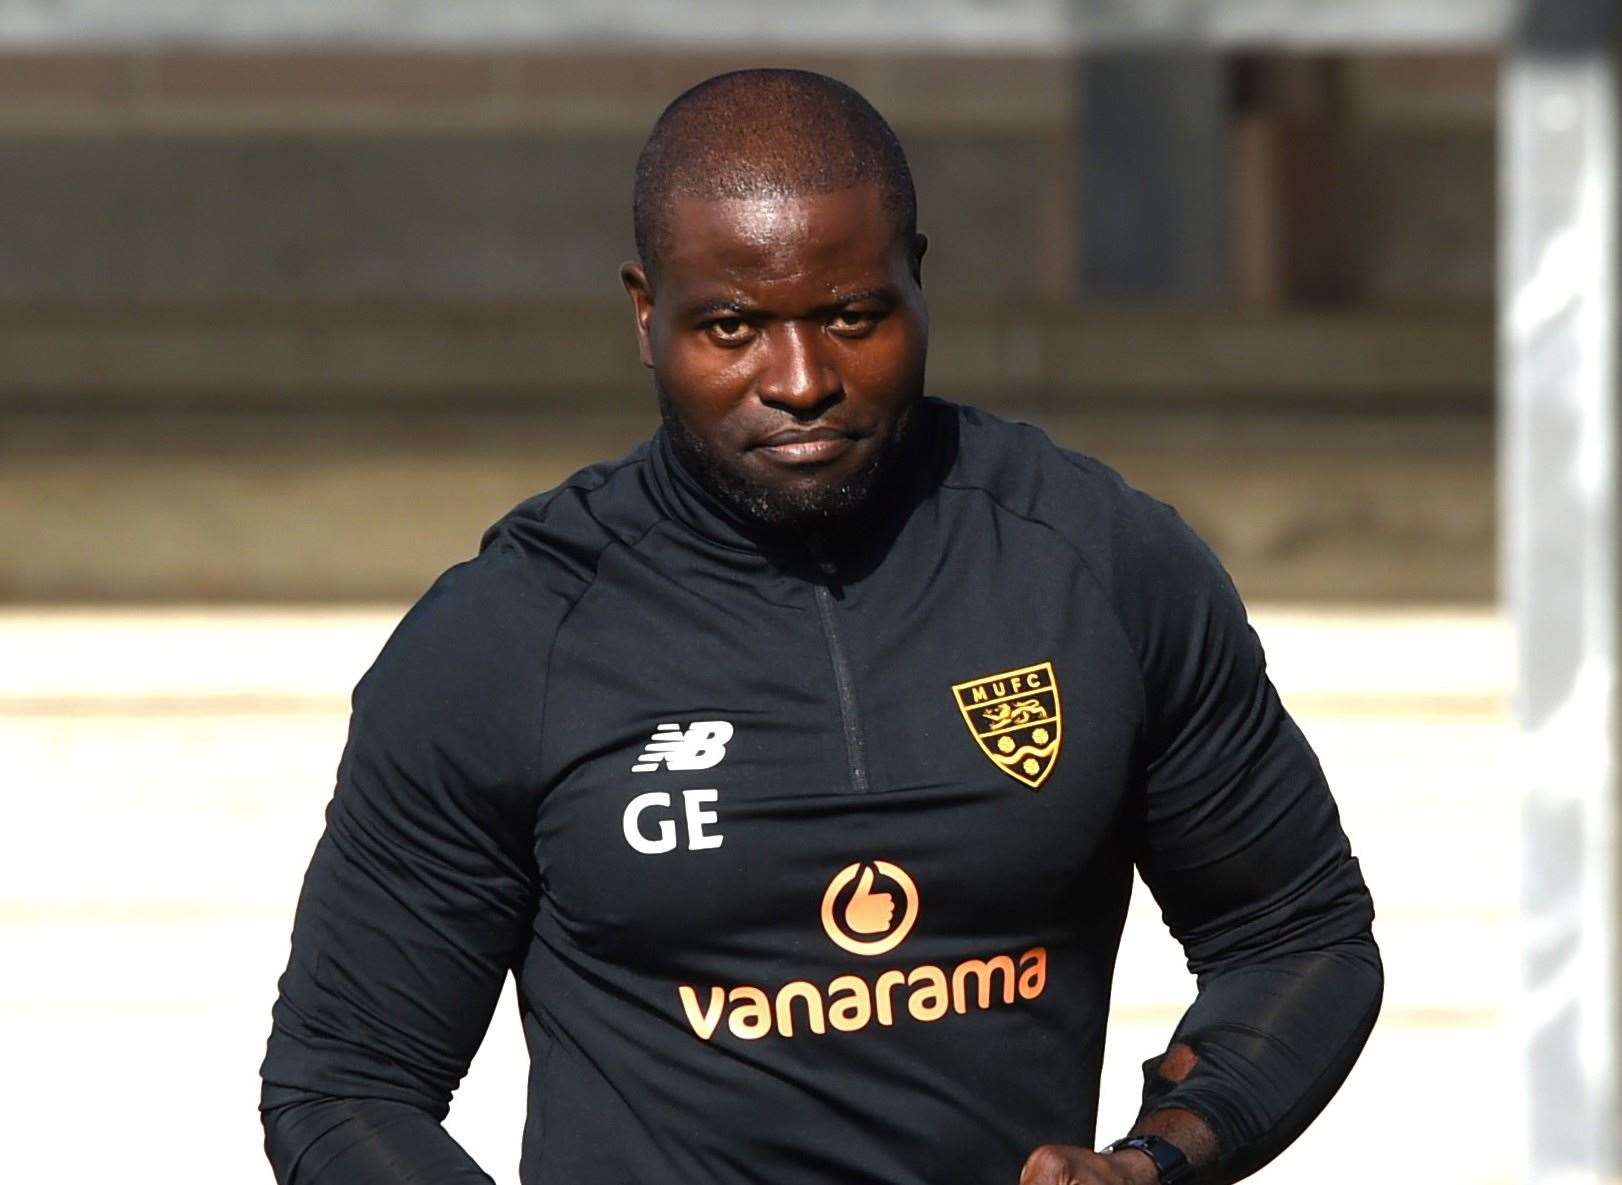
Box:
[813, 554, 844, 599]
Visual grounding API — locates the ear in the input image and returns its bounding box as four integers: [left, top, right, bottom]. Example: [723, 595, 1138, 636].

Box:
[909, 232, 928, 286]
[620, 261, 656, 369]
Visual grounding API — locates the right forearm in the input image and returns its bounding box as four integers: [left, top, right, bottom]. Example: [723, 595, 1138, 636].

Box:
[1141, 933, 1383, 1182]
[263, 1096, 495, 1185]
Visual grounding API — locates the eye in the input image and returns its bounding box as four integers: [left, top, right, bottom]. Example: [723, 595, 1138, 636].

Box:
[704, 316, 754, 345]
[828, 309, 880, 337]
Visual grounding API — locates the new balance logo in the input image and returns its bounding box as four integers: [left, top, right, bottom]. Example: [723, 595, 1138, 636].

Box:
[631, 720, 734, 772]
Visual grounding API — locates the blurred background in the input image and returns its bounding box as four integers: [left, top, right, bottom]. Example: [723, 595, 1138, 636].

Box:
[0, 1, 1605, 1182]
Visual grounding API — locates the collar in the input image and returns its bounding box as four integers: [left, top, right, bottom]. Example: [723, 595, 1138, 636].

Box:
[647, 421, 771, 555]
[645, 398, 959, 580]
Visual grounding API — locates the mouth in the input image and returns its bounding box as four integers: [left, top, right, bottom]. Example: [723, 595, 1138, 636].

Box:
[752, 426, 859, 466]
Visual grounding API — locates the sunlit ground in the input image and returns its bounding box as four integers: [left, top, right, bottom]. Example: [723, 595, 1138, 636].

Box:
[0, 605, 1514, 1183]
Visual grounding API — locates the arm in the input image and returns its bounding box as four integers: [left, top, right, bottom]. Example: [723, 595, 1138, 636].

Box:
[1026, 491, 1381, 1184]
[1118, 496, 1381, 1181]
[259, 556, 550, 1184]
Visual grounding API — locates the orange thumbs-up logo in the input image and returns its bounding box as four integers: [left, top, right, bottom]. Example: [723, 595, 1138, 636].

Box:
[844, 866, 895, 935]
[820, 860, 919, 956]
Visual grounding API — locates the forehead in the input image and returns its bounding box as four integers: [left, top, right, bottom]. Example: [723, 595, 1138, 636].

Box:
[658, 184, 900, 294]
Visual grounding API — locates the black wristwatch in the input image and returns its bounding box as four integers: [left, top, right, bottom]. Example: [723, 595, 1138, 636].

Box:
[1103, 1134, 1196, 1184]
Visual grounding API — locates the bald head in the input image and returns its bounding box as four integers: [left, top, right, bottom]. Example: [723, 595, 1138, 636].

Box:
[632, 69, 917, 284]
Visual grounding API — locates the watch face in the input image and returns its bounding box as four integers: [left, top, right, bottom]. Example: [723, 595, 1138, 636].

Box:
[1111, 1135, 1194, 1184]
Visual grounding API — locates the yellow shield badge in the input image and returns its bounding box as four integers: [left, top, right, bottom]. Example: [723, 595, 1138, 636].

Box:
[951, 661, 1062, 790]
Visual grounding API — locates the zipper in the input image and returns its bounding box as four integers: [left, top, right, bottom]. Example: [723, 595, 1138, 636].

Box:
[812, 579, 870, 794]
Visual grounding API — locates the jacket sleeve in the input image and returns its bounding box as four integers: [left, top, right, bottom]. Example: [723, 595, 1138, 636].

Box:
[259, 555, 549, 1184]
[1109, 492, 1383, 1180]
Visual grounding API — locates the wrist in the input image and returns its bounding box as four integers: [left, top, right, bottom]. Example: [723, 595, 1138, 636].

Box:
[1103, 1134, 1197, 1185]
[1104, 1147, 1163, 1185]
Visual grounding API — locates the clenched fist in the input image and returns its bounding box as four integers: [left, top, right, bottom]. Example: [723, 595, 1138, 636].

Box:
[1018, 1144, 1159, 1185]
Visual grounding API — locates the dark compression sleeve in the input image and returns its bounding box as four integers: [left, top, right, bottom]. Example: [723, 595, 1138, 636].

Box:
[259, 554, 549, 1184]
[1111, 494, 1383, 1180]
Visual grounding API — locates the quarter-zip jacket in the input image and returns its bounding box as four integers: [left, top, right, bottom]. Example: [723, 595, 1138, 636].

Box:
[261, 399, 1381, 1185]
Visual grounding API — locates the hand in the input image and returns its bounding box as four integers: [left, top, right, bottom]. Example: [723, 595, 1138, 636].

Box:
[1018, 1144, 1160, 1185]
[843, 865, 895, 935]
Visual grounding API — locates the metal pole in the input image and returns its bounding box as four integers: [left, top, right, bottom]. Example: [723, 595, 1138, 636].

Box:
[1504, 2, 1622, 1181]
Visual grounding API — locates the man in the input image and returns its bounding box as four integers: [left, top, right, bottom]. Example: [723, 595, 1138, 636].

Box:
[261, 69, 1380, 1185]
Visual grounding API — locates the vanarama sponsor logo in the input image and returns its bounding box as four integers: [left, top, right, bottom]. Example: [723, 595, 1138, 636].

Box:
[678, 947, 1048, 1041]
[677, 860, 1048, 1041]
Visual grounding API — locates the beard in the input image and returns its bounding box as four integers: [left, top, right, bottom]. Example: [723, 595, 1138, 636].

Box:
[657, 379, 914, 533]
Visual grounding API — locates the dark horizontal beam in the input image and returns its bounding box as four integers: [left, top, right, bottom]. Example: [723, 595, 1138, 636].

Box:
[0, 303, 1494, 411]
[0, 51, 1079, 136]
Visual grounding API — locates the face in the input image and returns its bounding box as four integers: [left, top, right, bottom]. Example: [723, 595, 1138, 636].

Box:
[622, 183, 928, 530]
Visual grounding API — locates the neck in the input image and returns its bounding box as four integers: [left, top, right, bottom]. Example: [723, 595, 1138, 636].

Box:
[657, 398, 952, 576]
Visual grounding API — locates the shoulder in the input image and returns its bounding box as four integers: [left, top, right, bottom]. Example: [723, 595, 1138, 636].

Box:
[935, 399, 1215, 600]
[352, 440, 665, 787]
[936, 402, 1259, 755]
[478, 439, 664, 588]
[936, 399, 1248, 722]
[391, 438, 661, 666]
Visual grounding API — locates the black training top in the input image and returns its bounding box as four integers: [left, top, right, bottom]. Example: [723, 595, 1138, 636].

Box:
[260, 399, 1381, 1185]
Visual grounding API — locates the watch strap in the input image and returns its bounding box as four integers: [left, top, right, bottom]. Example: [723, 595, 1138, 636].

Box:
[1103, 1134, 1196, 1184]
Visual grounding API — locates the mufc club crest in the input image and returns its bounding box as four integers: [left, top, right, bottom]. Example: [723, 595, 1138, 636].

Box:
[951, 661, 1062, 790]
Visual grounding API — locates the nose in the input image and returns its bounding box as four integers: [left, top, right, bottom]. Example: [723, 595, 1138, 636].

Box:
[755, 321, 842, 414]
